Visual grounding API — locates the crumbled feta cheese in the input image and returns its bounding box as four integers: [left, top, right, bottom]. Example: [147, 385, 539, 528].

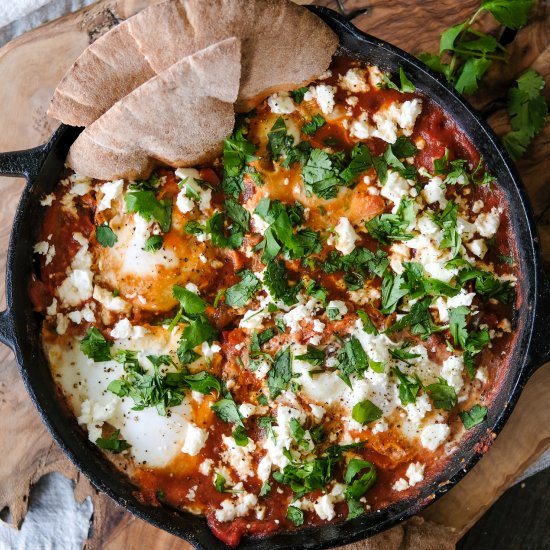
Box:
[476, 367, 488, 384]
[110, 318, 147, 340]
[349, 112, 374, 140]
[393, 478, 409, 491]
[93, 286, 131, 313]
[97, 179, 123, 211]
[406, 462, 425, 486]
[372, 420, 388, 434]
[238, 403, 256, 419]
[46, 298, 58, 316]
[267, 92, 296, 114]
[333, 217, 360, 255]
[327, 300, 348, 318]
[201, 341, 221, 359]
[181, 424, 208, 456]
[33, 241, 55, 266]
[346, 96, 359, 107]
[435, 289, 476, 322]
[420, 423, 451, 451]
[312, 319, 325, 333]
[466, 238, 488, 259]
[441, 355, 465, 393]
[221, 435, 256, 479]
[380, 170, 412, 208]
[472, 200, 484, 214]
[405, 393, 432, 424]
[372, 99, 422, 143]
[474, 207, 500, 238]
[422, 177, 447, 208]
[199, 458, 213, 476]
[308, 84, 337, 114]
[40, 193, 55, 206]
[257, 455, 272, 482]
[56, 313, 69, 335]
[215, 493, 258, 522]
[313, 483, 346, 521]
[340, 68, 369, 93]
[309, 403, 326, 423]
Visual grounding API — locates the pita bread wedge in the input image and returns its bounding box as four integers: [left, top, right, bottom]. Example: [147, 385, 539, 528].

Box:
[66, 38, 241, 181]
[48, 0, 338, 126]
[48, 23, 156, 127]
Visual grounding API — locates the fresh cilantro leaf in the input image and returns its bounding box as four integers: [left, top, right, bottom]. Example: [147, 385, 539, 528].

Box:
[287, 506, 304, 526]
[233, 425, 249, 446]
[344, 459, 377, 501]
[357, 310, 379, 335]
[393, 367, 423, 406]
[96, 224, 117, 247]
[259, 480, 272, 497]
[352, 400, 383, 424]
[503, 69, 548, 160]
[337, 336, 369, 388]
[340, 143, 373, 184]
[222, 123, 258, 197]
[257, 416, 277, 441]
[347, 498, 364, 519]
[449, 305, 469, 347]
[211, 397, 244, 427]
[214, 473, 227, 493]
[224, 199, 250, 232]
[225, 270, 261, 308]
[425, 378, 457, 410]
[302, 114, 326, 135]
[177, 316, 217, 363]
[389, 342, 421, 364]
[457, 267, 515, 303]
[387, 298, 441, 339]
[143, 235, 163, 251]
[268, 117, 294, 160]
[173, 285, 206, 314]
[130, 172, 162, 191]
[95, 429, 131, 454]
[459, 404, 488, 429]
[431, 201, 461, 257]
[301, 148, 346, 199]
[305, 279, 328, 304]
[498, 254, 515, 265]
[381, 67, 415, 93]
[80, 327, 112, 362]
[455, 57, 493, 95]
[206, 211, 245, 250]
[365, 196, 415, 244]
[268, 346, 293, 399]
[263, 259, 301, 306]
[291, 87, 309, 104]
[381, 270, 408, 314]
[124, 191, 172, 233]
[296, 345, 325, 366]
[481, 0, 533, 29]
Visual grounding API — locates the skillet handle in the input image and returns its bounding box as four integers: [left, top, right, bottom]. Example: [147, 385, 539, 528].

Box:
[525, 272, 550, 376]
[0, 145, 48, 180]
[0, 309, 15, 351]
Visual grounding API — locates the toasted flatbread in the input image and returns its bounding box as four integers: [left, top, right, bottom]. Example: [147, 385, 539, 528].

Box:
[66, 38, 241, 181]
[48, 0, 338, 126]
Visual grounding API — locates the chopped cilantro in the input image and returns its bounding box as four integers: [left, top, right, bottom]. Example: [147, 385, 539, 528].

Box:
[124, 190, 172, 233]
[211, 396, 244, 427]
[263, 259, 302, 306]
[290, 87, 308, 104]
[80, 327, 112, 362]
[352, 400, 383, 424]
[302, 114, 326, 135]
[95, 429, 131, 454]
[286, 506, 304, 526]
[96, 224, 117, 247]
[459, 404, 488, 429]
[393, 367, 423, 406]
[380, 66, 415, 93]
[365, 196, 415, 244]
[233, 425, 249, 446]
[267, 346, 293, 399]
[425, 378, 457, 410]
[225, 270, 261, 308]
[143, 235, 163, 251]
[296, 345, 325, 366]
[386, 298, 441, 339]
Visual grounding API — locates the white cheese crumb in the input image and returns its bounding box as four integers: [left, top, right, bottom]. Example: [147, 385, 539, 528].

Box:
[420, 423, 451, 451]
[340, 68, 369, 93]
[441, 355, 465, 393]
[181, 424, 208, 456]
[393, 478, 409, 491]
[46, 298, 58, 316]
[475, 207, 500, 238]
[327, 300, 348, 318]
[110, 318, 147, 340]
[422, 176, 447, 208]
[97, 179, 124, 211]
[380, 171, 412, 208]
[333, 217, 360, 255]
[40, 193, 55, 206]
[93, 286, 131, 313]
[201, 341, 221, 359]
[199, 458, 213, 476]
[472, 199, 484, 214]
[267, 92, 296, 114]
[466, 238, 488, 259]
[215, 493, 258, 522]
[309, 84, 337, 114]
[406, 462, 425, 486]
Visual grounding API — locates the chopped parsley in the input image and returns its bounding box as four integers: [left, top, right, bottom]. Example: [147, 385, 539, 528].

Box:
[124, 190, 172, 233]
[296, 345, 325, 366]
[425, 378, 457, 410]
[263, 259, 302, 306]
[267, 346, 293, 399]
[143, 235, 163, 251]
[393, 367, 423, 406]
[286, 506, 304, 526]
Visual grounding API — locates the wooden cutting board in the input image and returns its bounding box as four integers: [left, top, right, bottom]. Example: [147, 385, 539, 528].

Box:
[0, 1, 548, 548]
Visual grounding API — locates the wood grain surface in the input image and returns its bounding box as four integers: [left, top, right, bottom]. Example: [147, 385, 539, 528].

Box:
[0, 1, 548, 548]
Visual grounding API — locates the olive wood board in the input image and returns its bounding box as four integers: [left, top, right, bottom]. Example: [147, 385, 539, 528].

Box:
[0, 0, 548, 548]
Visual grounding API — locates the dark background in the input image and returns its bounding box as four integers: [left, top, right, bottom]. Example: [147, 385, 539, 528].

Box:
[458, 467, 550, 549]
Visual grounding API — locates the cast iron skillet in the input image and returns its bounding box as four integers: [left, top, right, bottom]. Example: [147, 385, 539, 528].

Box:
[0, 6, 549, 549]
